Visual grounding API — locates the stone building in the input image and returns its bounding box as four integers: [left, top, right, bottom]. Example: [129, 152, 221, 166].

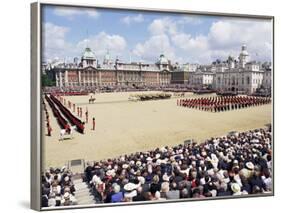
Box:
[213, 45, 269, 94]
[171, 63, 199, 84]
[261, 62, 272, 91]
[45, 45, 272, 94]
[48, 47, 172, 88]
[189, 71, 215, 89]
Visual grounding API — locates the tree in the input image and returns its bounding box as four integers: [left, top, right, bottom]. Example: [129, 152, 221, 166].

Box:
[42, 74, 55, 87]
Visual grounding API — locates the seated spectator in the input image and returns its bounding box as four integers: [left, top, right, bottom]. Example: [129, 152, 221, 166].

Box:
[111, 184, 123, 203]
[41, 167, 77, 207]
[42, 127, 272, 206]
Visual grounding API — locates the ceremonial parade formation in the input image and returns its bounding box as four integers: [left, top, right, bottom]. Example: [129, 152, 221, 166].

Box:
[41, 55, 273, 206]
[45, 94, 69, 131]
[177, 96, 271, 112]
[129, 93, 172, 101]
[38, 4, 274, 209]
[45, 94, 85, 134]
[43, 100, 52, 136]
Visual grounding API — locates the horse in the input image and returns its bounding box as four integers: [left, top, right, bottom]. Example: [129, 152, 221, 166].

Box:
[128, 95, 138, 101]
[89, 96, 96, 104]
[59, 125, 77, 141]
[173, 92, 185, 97]
[179, 92, 185, 97]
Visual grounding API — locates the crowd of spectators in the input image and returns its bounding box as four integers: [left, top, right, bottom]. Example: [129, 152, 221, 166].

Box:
[41, 167, 77, 207]
[83, 127, 272, 203]
[41, 126, 272, 207]
[43, 84, 195, 94]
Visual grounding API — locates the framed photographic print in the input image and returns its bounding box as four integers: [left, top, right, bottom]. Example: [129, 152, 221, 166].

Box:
[31, 1, 274, 211]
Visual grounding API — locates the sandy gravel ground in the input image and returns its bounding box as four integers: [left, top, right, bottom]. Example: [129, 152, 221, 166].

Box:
[43, 91, 272, 169]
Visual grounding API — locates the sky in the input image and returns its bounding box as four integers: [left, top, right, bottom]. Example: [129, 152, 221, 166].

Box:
[42, 5, 273, 64]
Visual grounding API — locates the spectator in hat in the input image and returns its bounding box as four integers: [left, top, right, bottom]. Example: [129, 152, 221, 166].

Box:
[231, 183, 242, 196]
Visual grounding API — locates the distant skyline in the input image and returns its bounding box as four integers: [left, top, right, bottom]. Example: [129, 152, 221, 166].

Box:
[42, 5, 273, 64]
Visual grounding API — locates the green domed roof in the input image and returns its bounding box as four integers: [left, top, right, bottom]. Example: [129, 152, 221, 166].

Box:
[157, 54, 168, 64]
[82, 47, 96, 59]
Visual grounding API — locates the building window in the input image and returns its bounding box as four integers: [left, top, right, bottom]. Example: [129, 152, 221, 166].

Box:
[232, 77, 235, 85]
[247, 77, 250, 85]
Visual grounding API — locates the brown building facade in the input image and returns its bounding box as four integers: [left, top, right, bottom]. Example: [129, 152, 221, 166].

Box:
[49, 48, 172, 88]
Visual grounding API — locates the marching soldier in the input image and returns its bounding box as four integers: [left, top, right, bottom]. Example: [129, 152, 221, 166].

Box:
[47, 124, 52, 136]
[92, 117, 96, 131]
[64, 123, 71, 134]
[85, 108, 89, 123]
[177, 94, 271, 112]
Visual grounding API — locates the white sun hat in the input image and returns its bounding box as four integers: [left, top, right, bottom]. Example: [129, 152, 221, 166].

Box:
[231, 183, 241, 193]
[124, 182, 138, 191]
[246, 162, 254, 170]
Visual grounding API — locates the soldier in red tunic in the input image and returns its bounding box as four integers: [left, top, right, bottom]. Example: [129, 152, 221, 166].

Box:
[65, 123, 70, 134]
[47, 124, 52, 136]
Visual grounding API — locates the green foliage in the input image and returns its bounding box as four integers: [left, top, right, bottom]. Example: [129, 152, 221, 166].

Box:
[42, 74, 55, 87]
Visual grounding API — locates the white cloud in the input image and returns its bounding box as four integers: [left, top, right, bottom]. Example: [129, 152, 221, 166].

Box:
[148, 16, 202, 36]
[135, 17, 272, 64]
[133, 34, 179, 63]
[148, 17, 178, 35]
[42, 22, 75, 60]
[171, 33, 210, 63]
[136, 17, 207, 63]
[77, 32, 127, 59]
[43, 22, 127, 62]
[172, 33, 208, 51]
[53, 7, 80, 17]
[85, 10, 99, 18]
[121, 14, 144, 25]
[53, 7, 99, 20]
[44, 16, 272, 64]
[207, 19, 272, 61]
[177, 16, 203, 25]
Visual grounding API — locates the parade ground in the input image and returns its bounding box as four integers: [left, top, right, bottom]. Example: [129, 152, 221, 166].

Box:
[43, 91, 272, 168]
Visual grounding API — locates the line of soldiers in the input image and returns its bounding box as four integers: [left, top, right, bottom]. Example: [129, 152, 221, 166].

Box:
[43, 100, 52, 136]
[50, 94, 95, 132]
[58, 96, 89, 123]
[177, 96, 271, 112]
[50, 94, 85, 134]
